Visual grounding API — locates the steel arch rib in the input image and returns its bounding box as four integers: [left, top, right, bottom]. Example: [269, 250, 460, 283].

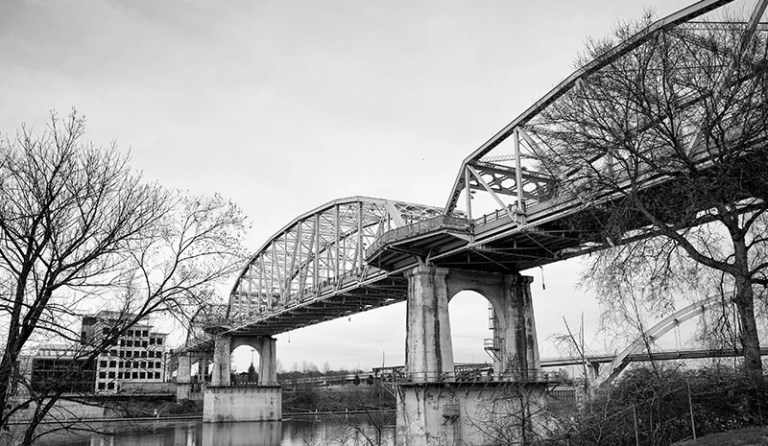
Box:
[597, 295, 724, 387]
[227, 196, 443, 321]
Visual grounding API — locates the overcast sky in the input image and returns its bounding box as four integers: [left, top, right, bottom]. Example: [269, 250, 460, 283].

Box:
[1, 0, 751, 372]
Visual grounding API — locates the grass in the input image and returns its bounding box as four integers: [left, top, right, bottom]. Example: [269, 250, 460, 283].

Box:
[673, 427, 768, 445]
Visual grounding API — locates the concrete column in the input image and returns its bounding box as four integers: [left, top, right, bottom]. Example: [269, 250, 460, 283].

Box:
[199, 357, 210, 381]
[211, 335, 232, 387]
[500, 274, 540, 376]
[176, 354, 192, 400]
[405, 265, 454, 382]
[587, 362, 600, 381]
[257, 337, 277, 385]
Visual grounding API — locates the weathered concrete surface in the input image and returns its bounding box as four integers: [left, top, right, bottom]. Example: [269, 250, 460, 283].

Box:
[405, 265, 454, 382]
[176, 354, 192, 400]
[203, 386, 282, 422]
[400, 266, 545, 444]
[211, 335, 232, 387]
[395, 381, 548, 446]
[231, 336, 278, 384]
[445, 270, 540, 375]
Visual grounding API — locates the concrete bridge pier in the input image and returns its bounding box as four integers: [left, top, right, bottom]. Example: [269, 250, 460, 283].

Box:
[405, 265, 454, 383]
[203, 333, 281, 423]
[176, 354, 192, 401]
[397, 265, 547, 446]
[496, 274, 541, 376]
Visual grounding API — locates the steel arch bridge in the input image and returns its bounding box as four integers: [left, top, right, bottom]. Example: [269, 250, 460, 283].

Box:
[223, 197, 457, 335]
[597, 296, 732, 386]
[194, 0, 768, 345]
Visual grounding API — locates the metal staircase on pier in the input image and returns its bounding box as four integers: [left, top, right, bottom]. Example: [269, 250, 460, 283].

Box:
[484, 304, 502, 363]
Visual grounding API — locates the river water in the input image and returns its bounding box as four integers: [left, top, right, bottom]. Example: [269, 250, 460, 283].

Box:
[34, 417, 396, 446]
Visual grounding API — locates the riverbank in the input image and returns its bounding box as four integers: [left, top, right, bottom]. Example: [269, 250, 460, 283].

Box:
[8, 383, 396, 426]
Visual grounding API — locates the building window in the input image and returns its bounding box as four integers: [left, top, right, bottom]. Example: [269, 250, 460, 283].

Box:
[133, 361, 139, 368]
[126, 340, 133, 347]
[99, 372, 106, 379]
[120, 340, 125, 347]
[139, 372, 146, 379]
[156, 362, 162, 369]
[126, 351, 132, 358]
[108, 372, 115, 379]
[142, 341, 148, 348]
[107, 382, 115, 390]
[149, 338, 155, 345]
[154, 372, 161, 379]
[132, 372, 138, 379]
[109, 361, 116, 368]
[119, 351, 124, 358]
[99, 360, 107, 367]
[142, 330, 148, 337]
[118, 372, 123, 379]
[110, 350, 117, 356]
[127, 330, 133, 337]
[148, 362, 154, 369]
[141, 351, 147, 358]
[157, 339, 163, 345]
[98, 382, 105, 390]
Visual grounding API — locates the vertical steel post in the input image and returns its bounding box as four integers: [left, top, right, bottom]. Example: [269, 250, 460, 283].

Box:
[464, 166, 472, 221]
[314, 213, 320, 294]
[335, 205, 340, 280]
[513, 128, 524, 222]
[357, 202, 363, 274]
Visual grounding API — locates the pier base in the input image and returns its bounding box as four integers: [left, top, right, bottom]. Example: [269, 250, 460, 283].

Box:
[396, 381, 548, 446]
[203, 385, 282, 422]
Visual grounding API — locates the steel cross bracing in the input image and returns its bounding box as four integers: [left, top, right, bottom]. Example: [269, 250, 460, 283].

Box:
[197, 0, 768, 341]
[220, 197, 447, 336]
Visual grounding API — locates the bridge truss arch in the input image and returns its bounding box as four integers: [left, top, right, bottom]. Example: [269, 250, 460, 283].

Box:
[597, 295, 729, 386]
[226, 196, 445, 333]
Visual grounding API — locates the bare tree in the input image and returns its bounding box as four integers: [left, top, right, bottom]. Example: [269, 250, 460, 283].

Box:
[527, 9, 768, 390]
[468, 381, 553, 446]
[0, 112, 247, 445]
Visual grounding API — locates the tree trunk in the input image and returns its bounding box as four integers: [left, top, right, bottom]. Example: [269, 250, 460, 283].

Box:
[733, 274, 763, 390]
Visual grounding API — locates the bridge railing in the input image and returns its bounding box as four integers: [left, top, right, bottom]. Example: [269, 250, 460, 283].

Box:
[227, 380, 280, 387]
[365, 215, 470, 259]
[382, 369, 562, 384]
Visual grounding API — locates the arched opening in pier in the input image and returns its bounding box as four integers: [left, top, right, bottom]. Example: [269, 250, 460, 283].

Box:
[449, 290, 496, 366]
[191, 357, 210, 381]
[232, 344, 262, 383]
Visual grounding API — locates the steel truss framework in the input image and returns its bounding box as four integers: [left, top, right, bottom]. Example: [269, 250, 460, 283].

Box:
[205, 0, 768, 340]
[445, 0, 768, 220]
[223, 197, 444, 335]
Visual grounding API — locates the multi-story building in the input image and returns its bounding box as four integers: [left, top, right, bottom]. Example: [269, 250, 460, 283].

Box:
[26, 343, 95, 394]
[80, 311, 169, 393]
[24, 311, 169, 394]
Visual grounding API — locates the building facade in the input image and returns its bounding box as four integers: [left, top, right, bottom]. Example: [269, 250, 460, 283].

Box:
[80, 311, 169, 393]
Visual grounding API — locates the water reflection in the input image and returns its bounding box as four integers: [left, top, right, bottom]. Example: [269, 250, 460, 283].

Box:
[34, 417, 394, 446]
[202, 421, 280, 445]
